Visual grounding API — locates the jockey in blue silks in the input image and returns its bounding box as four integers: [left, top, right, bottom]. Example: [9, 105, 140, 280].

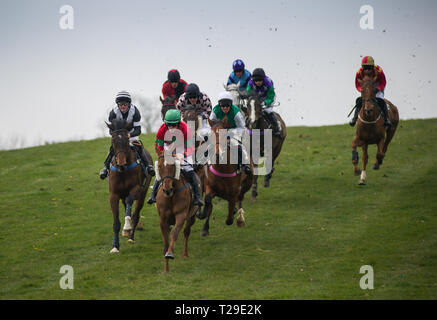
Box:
[227, 59, 252, 92]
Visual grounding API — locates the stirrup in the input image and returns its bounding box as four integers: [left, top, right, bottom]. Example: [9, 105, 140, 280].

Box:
[100, 167, 109, 180]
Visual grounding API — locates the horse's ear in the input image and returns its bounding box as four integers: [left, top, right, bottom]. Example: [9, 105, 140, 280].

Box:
[208, 118, 213, 127]
[106, 121, 114, 131]
[223, 83, 227, 90]
[357, 78, 364, 87]
[372, 74, 378, 83]
[160, 96, 164, 103]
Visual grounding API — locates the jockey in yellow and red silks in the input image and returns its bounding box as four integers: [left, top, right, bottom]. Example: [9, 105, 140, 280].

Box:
[350, 56, 392, 127]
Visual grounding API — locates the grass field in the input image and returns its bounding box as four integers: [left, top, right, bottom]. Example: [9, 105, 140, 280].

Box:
[1, 119, 436, 300]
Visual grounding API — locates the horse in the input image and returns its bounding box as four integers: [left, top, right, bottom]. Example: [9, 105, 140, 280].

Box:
[247, 92, 286, 201]
[155, 149, 198, 273]
[105, 119, 153, 253]
[351, 74, 399, 185]
[224, 82, 249, 117]
[200, 119, 254, 237]
[160, 95, 178, 120]
[182, 104, 202, 150]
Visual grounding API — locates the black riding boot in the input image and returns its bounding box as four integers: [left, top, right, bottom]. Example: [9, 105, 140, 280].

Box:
[133, 144, 156, 176]
[238, 146, 252, 175]
[147, 179, 160, 204]
[376, 98, 392, 127]
[184, 170, 204, 206]
[100, 146, 114, 180]
[349, 97, 363, 127]
[266, 112, 281, 136]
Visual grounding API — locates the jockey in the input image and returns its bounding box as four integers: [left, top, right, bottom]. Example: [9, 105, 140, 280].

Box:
[350, 56, 392, 127]
[161, 69, 188, 100]
[177, 83, 212, 140]
[147, 109, 204, 206]
[227, 59, 252, 93]
[209, 92, 252, 175]
[99, 91, 155, 180]
[247, 68, 281, 136]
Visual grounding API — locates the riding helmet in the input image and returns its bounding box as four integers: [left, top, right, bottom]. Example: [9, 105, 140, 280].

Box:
[115, 91, 132, 104]
[185, 83, 200, 99]
[164, 109, 181, 124]
[168, 69, 181, 82]
[232, 59, 245, 71]
[218, 92, 233, 106]
[361, 56, 375, 66]
[252, 68, 266, 81]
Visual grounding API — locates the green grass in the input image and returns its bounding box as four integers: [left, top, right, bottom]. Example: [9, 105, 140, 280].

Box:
[1, 119, 436, 299]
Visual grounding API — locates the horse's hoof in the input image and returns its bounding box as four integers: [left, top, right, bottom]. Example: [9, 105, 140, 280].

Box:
[354, 170, 361, 176]
[110, 247, 119, 254]
[358, 180, 366, 185]
[137, 221, 144, 230]
[237, 220, 246, 227]
[226, 219, 234, 226]
[122, 229, 132, 238]
[201, 230, 209, 237]
[264, 181, 270, 188]
[128, 239, 135, 244]
[165, 252, 174, 259]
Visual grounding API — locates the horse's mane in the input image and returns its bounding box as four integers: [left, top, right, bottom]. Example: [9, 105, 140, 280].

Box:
[162, 95, 177, 106]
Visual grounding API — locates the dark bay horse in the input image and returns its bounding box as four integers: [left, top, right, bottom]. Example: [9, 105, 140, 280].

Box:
[106, 119, 153, 253]
[352, 74, 399, 185]
[200, 119, 254, 237]
[155, 149, 197, 273]
[160, 95, 178, 120]
[247, 93, 286, 201]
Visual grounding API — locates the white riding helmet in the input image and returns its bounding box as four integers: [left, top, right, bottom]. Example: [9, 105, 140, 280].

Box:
[218, 91, 234, 103]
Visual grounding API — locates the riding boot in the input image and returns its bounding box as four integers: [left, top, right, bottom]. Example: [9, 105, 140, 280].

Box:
[147, 179, 161, 204]
[184, 170, 204, 206]
[100, 146, 114, 180]
[134, 144, 156, 176]
[238, 146, 252, 175]
[266, 112, 281, 136]
[376, 98, 392, 127]
[349, 97, 363, 127]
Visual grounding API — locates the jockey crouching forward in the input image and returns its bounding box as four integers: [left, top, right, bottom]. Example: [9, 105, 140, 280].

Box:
[177, 83, 212, 141]
[147, 109, 203, 206]
[247, 68, 281, 136]
[100, 91, 155, 179]
[350, 56, 392, 127]
[210, 92, 252, 175]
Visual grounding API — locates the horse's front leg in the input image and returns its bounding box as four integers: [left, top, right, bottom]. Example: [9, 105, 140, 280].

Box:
[359, 144, 368, 185]
[122, 189, 138, 238]
[225, 197, 237, 226]
[352, 136, 362, 176]
[201, 192, 214, 237]
[373, 138, 385, 170]
[128, 188, 146, 243]
[251, 174, 258, 202]
[110, 193, 121, 253]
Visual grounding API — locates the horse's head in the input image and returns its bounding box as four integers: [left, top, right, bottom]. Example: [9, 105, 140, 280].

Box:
[247, 92, 265, 130]
[208, 118, 230, 164]
[160, 95, 177, 120]
[358, 74, 379, 119]
[106, 119, 133, 167]
[224, 82, 247, 111]
[156, 149, 181, 197]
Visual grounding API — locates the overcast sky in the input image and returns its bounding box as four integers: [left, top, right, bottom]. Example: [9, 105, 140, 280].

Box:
[1, 0, 436, 149]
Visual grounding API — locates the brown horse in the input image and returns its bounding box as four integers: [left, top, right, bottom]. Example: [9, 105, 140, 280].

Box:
[160, 95, 178, 120]
[352, 74, 399, 185]
[200, 119, 254, 237]
[155, 149, 198, 273]
[247, 93, 286, 201]
[106, 119, 153, 253]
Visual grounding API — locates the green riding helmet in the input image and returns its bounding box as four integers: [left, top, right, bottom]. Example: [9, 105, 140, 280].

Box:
[164, 109, 181, 125]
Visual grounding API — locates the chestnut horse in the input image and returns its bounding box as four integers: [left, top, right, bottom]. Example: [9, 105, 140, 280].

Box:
[200, 119, 254, 237]
[106, 119, 153, 253]
[352, 74, 399, 185]
[247, 93, 286, 201]
[155, 149, 198, 273]
[160, 95, 178, 120]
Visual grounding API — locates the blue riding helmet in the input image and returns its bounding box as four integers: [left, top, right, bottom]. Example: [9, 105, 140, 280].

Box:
[232, 59, 245, 71]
